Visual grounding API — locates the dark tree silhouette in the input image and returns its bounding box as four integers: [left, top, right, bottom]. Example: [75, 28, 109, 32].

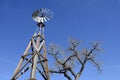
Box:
[48, 38, 102, 80]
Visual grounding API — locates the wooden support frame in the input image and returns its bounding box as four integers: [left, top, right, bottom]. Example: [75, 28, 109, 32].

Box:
[11, 26, 50, 80]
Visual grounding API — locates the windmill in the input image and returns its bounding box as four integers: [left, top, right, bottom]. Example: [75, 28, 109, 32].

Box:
[11, 8, 53, 80]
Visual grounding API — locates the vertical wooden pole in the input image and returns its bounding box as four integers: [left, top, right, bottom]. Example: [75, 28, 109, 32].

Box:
[43, 42, 50, 80]
[42, 27, 50, 80]
[30, 32, 40, 79]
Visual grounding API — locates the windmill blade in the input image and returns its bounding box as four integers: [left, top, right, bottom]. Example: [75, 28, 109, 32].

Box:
[45, 16, 50, 21]
[36, 9, 40, 13]
[43, 17, 47, 22]
[40, 8, 44, 13]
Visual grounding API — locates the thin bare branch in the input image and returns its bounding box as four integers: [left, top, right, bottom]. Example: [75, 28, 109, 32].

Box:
[88, 58, 101, 71]
[63, 54, 76, 65]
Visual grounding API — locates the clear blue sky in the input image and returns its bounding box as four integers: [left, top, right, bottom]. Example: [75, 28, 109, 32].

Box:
[0, 0, 120, 80]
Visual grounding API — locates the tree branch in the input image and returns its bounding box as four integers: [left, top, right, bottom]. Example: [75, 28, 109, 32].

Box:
[68, 67, 76, 78]
[64, 71, 72, 80]
[63, 54, 76, 65]
[88, 58, 101, 71]
[49, 69, 65, 74]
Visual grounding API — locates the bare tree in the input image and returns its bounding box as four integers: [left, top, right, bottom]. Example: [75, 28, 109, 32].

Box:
[48, 39, 102, 80]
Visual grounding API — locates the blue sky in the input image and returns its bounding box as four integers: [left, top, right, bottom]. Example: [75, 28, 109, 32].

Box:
[0, 0, 120, 80]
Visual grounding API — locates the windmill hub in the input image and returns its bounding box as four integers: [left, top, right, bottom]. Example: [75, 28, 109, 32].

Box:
[32, 8, 53, 27]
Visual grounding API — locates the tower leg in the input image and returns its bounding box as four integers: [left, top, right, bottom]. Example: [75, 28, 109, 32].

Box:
[11, 41, 32, 80]
[30, 32, 40, 79]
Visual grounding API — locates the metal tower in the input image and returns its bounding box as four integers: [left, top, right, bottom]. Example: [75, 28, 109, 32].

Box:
[11, 8, 53, 80]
